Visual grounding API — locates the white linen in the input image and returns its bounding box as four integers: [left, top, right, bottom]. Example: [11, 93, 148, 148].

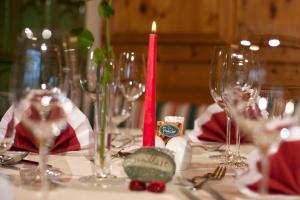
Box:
[0, 102, 93, 149]
[188, 103, 222, 142]
[0, 143, 258, 200]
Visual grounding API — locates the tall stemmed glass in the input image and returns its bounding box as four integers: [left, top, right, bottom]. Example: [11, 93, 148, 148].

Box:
[119, 52, 145, 130]
[209, 46, 233, 162]
[109, 75, 130, 147]
[222, 46, 260, 168]
[224, 43, 300, 196]
[11, 28, 72, 197]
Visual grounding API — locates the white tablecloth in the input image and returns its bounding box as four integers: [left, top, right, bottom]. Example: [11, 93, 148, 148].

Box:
[0, 142, 260, 200]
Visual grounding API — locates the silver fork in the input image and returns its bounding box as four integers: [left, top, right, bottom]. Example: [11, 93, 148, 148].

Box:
[192, 165, 227, 190]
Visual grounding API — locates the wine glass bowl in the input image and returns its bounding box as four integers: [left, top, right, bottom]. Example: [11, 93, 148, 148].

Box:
[119, 52, 145, 102]
[79, 48, 97, 102]
[16, 89, 69, 146]
[118, 52, 145, 128]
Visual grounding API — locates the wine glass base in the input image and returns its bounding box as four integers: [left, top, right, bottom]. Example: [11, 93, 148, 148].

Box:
[112, 134, 133, 149]
[209, 149, 234, 162]
[231, 153, 249, 169]
[233, 161, 249, 169]
[19, 165, 69, 188]
[78, 175, 126, 188]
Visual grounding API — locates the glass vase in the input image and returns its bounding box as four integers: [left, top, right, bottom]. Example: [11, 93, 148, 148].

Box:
[94, 76, 112, 178]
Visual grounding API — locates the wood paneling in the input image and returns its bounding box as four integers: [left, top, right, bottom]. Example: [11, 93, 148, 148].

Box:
[237, 0, 300, 38]
[111, 0, 300, 105]
[111, 0, 235, 104]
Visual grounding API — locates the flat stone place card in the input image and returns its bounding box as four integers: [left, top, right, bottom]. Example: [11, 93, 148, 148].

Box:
[123, 148, 176, 183]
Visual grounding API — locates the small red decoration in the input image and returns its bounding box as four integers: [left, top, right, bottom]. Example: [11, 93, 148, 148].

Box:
[147, 182, 166, 193]
[129, 180, 146, 191]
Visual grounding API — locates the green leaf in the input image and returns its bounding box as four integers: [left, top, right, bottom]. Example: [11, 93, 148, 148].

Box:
[93, 48, 105, 64]
[98, 1, 115, 18]
[78, 29, 94, 48]
[100, 65, 112, 85]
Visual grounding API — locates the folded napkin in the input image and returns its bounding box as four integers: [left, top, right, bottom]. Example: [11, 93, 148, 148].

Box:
[190, 104, 249, 144]
[0, 102, 92, 154]
[240, 140, 300, 195]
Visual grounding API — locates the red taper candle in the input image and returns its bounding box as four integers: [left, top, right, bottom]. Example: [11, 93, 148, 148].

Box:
[143, 21, 157, 146]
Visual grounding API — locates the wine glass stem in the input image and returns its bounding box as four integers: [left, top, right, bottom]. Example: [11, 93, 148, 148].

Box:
[128, 101, 135, 129]
[236, 125, 241, 157]
[225, 114, 232, 154]
[260, 152, 269, 196]
[39, 143, 49, 199]
[93, 101, 99, 134]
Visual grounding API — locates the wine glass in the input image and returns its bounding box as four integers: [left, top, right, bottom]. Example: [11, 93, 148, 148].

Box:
[224, 38, 300, 196]
[118, 52, 145, 130]
[109, 81, 130, 148]
[222, 46, 260, 168]
[209, 46, 234, 163]
[11, 28, 72, 197]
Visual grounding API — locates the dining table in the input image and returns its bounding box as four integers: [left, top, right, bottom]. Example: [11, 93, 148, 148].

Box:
[0, 129, 259, 200]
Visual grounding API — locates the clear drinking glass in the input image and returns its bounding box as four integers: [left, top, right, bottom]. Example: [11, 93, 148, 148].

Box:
[225, 37, 300, 196]
[11, 28, 72, 197]
[109, 84, 130, 148]
[118, 52, 145, 130]
[209, 46, 233, 163]
[222, 45, 260, 168]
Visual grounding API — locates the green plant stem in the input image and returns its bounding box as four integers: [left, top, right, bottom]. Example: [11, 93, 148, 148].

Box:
[99, 83, 108, 164]
[99, 0, 113, 166]
[105, 18, 110, 54]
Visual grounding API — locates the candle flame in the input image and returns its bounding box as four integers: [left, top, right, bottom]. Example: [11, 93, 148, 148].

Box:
[151, 21, 156, 33]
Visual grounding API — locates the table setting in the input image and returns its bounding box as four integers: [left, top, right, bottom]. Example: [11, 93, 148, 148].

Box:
[1, 1, 300, 200]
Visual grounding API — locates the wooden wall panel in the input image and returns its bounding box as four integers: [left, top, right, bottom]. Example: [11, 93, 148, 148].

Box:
[111, 0, 300, 105]
[111, 0, 235, 105]
[237, 0, 300, 38]
[112, 0, 219, 34]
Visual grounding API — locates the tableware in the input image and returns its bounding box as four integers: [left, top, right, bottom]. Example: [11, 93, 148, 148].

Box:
[222, 45, 260, 169]
[0, 152, 29, 165]
[109, 64, 131, 146]
[11, 28, 72, 197]
[192, 165, 227, 190]
[191, 142, 223, 152]
[224, 38, 300, 196]
[79, 58, 117, 187]
[209, 46, 233, 163]
[118, 52, 145, 129]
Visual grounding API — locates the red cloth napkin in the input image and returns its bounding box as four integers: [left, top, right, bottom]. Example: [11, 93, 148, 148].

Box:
[1, 103, 92, 154]
[7, 120, 81, 154]
[195, 104, 249, 144]
[247, 140, 300, 195]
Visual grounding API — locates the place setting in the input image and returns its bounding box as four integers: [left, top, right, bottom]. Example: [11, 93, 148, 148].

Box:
[2, 1, 300, 200]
